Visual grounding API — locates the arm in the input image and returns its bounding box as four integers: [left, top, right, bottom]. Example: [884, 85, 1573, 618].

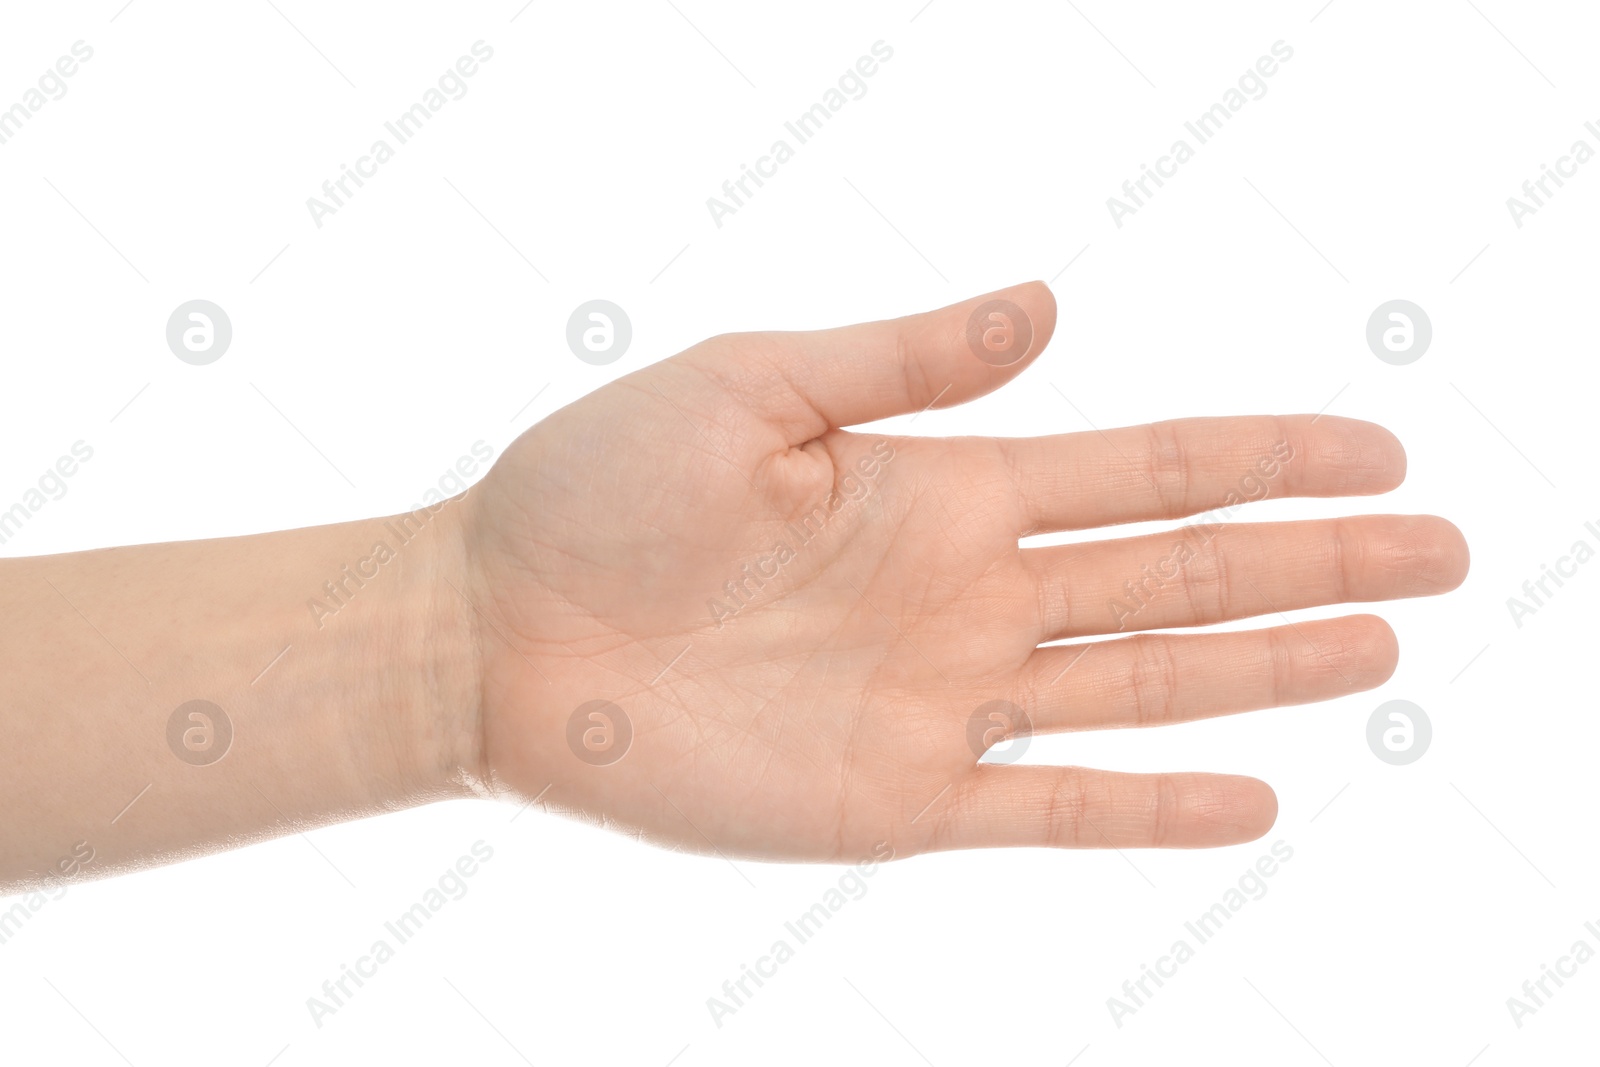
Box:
[0, 512, 477, 892]
[0, 281, 1469, 892]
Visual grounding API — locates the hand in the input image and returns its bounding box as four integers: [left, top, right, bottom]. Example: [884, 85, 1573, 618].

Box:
[453, 282, 1468, 861]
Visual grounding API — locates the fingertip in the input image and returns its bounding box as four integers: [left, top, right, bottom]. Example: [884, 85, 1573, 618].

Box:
[1372, 423, 1407, 490]
[1332, 613, 1400, 687]
[1253, 779, 1280, 839]
[1232, 775, 1278, 844]
[963, 280, 1058, 372]
[1175, 772, 1278, 847]
[1367, 514, 1471, 598]
[1424, 516, 1471, 592]
[888, 282, 1061, 418]
[1362, 613, 1401, 685]
[1306, 415, 1407, 493]
[1018, 279, 1058, 350]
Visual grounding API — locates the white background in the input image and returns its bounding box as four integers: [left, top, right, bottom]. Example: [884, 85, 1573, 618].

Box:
[1, 1, 1595, 1063]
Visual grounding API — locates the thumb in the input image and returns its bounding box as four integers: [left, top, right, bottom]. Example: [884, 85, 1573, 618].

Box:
[681, 281, 1057, 443]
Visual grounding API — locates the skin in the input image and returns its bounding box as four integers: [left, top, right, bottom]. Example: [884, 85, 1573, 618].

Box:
[0, 281, 1468, 893]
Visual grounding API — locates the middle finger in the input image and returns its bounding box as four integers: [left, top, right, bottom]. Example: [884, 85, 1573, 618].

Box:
[1024, 514, 1468, 640]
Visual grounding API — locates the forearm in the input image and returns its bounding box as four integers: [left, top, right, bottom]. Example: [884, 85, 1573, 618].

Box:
[0, 506, 479, 893]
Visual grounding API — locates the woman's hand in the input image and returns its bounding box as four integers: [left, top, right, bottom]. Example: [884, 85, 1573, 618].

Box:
[454, 281, 1468, 860]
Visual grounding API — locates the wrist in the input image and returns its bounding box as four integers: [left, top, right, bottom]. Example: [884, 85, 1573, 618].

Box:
[358, 498, 485, 805]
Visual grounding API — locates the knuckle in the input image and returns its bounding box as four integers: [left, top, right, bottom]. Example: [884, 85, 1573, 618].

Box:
[1045, 773, 1090, 847]
[1264, 626, 1295, 706]
[1143, 422, 1191, 514]
[1330, 518, 1357, 602]
[1128, 636, 1181, 726]
[1182, 535, 1233, 623]
[1149, 775, 1183, 847]
[897, 330, 939, 414]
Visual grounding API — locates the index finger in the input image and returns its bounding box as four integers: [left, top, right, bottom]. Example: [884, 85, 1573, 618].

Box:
[998, 414, 1406, 534]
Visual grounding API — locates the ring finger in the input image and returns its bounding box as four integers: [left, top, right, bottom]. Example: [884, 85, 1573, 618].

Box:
[1015, 614, 1398, 733]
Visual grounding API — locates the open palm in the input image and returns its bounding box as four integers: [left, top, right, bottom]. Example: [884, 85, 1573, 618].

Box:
[456, 282, 1467, 862]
